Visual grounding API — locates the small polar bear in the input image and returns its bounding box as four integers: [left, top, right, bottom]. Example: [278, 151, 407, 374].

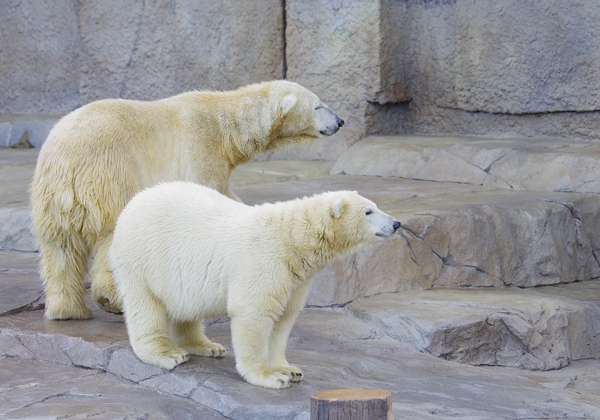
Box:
[30, 80, 344, 320]
[108, 182, 400, 389]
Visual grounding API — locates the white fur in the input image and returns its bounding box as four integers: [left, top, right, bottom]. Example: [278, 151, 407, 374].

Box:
[109, 182, 398, 389]
[30, 80, 344, 319]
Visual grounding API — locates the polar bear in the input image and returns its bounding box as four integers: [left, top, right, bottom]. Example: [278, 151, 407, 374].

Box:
[108, 182, 399, 389]
[30, 80, 344, 320]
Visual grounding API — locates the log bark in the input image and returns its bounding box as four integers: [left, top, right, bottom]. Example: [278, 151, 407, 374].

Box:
[310, 389, 393, 420]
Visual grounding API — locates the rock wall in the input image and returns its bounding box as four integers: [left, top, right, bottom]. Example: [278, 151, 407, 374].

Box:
[2, 0, 600, 139]
[0, 0, 284, 114]
[382, 0, 600, 139]
[0, 0, 80, 114]
[286, 0, 600, 138]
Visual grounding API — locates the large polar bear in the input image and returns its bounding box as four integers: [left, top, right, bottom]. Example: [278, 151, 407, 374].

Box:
[108, 182, 400, 389]
[30, 81, 344, 320]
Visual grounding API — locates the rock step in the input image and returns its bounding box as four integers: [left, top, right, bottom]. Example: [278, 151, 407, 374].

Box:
[0, 114, 61, 148]
[0, 281, 599, 417]
[345, 281, 600, 372]
[3, 153, 600, 304]
[331, 135, 600, 194]
[233, 167, 600, 305]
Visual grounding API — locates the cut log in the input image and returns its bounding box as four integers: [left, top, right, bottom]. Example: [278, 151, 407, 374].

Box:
[310, 389, 393, 420]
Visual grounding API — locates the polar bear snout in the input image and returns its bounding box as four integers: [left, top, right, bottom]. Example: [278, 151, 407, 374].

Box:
[317, 107, 344, 136]
[376, 219, 400, 237]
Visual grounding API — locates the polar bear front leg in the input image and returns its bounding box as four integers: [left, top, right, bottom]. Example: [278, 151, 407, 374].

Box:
[230, 316, 291, 389]
[90, 231, 123, 314]
[125, 293, 189, 370]
[268, 282, 312, 382]
[171, 320, 226, 358]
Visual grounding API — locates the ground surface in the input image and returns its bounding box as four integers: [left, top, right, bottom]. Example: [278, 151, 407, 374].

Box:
[1, 136, 600, 419]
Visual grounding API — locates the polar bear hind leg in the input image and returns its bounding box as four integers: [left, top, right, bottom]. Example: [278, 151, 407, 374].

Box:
[171, 320, 226, 358]
[125, 291, 189, 370]
[90, 230, 123, 313]
[40, 240, 94, 320]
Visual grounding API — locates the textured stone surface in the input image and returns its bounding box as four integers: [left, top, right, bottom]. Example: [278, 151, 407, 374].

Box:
[375, 0, 600, 138]
[1, 299, 600, 418]
[0, 147, 38, 209]
[0, 251, 42, 316]
[332, 135, 600, 193]
[4, 1, 600, 140]
[252, 128, 363, 162]
[231, 160, 335, 187]
[78, 0, 284, 105]
[1, 0, 283, 114]
[0, 115, 61, 148]
[0, 0, 79, 114]
[348, 283, 600, 371]
[0, 358, 227, 420]
[452, 0, 600, 114]
[237, 175, 600, 302]
[286, 0, 407, 131]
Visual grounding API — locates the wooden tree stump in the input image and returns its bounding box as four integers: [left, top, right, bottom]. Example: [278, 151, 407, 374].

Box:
[310, 389, 394, 420]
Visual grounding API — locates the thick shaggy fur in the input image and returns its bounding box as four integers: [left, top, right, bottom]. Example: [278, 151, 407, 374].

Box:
[108, 182, 399, 389]
[30, 81, 344, 320]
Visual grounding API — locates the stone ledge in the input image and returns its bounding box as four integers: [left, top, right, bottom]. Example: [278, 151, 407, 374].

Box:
[5, 163, 600, 299]
[348, 282, 600, 371]
[1, 289, 600, 419]
[236, 175, 600, 303]
[331, 135, 600, 194]
[0, 115, 61, 148]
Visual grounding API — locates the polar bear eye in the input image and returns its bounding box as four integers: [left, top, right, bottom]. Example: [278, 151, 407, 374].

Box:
[315, 105, 323, 110]
[365, 209, 372, 215]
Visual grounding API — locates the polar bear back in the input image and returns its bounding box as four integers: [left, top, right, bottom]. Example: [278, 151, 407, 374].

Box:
[109, 182, 283, 320]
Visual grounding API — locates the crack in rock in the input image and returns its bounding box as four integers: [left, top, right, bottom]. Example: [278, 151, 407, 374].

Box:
[0, 295, 44, 318]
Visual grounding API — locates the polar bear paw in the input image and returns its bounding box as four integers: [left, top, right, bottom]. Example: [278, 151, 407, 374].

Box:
[185, 341, 226, 358]
[138, 346, 190, 370]
[44, 294, 94, 320]
[242, 369, 292, 389]
[274, 365, 303, 382]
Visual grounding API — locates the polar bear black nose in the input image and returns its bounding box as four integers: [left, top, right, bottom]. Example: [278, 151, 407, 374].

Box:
[337, 117, 344, 127]
[393, 220, 400, 231]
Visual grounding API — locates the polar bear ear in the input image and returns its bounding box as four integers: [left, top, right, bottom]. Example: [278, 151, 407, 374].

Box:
[280, 95, 297, 115]
[331, 198, 345, 218]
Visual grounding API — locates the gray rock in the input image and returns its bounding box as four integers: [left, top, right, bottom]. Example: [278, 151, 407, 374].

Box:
[286, 0, 381, 131]
[231, 160, 335, 188]
[0, 115, 61, 148]
[4, 148, 600, 303]
[2, 313, 600, 419]
[1, 250, 599, 417]
[348, 282, 600, 371]
[0, 270, 43, 317]
[0, 208, 37, 252]
[0, 358, 228, 420]
[288, 0, 600, 138]
[1, 0, 284, 115]
[252, 128, 363, 162]
[0, 0, 80, 114]
[332, 135, 600, 194]
[236, 174, 600, 302]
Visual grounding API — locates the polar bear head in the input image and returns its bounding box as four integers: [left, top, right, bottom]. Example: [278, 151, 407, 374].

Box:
[304, 191, 400, 256]
[261, 80, 344, 151]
